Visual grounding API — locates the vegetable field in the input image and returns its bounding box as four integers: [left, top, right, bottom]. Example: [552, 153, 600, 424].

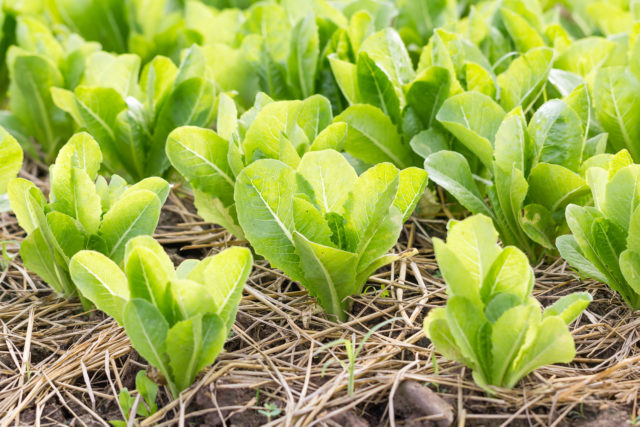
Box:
[1, 0, 640, 425]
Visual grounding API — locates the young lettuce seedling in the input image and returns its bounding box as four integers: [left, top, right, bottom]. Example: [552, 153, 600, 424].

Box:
[8, 133, 168, 299]
[69, 236, 253, 397]
[558, 150, 640, 309]
[233, 149, 427, 321]
[52, 45, 216, 181]
[425, 85, 602, 261]
[424, 215, 591, 392]
[167, 93, 422, 238]
[0, 127, 22, 212]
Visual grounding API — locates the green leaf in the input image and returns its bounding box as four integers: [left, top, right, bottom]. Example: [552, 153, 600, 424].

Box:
[343, 162, 399, 254]
[334, 104, 418, 168]
[445, 296, 486, 373]
[602, 165, 640, 231]
[170, 279, 215, 322]
[527, 164, 589, 213]
[328, 54, 360, 104]
[70, 251, 129, 324]
[506, 316, 575, 388]
[125, 245, 171, 315]
[50, 166, 102, 235]
[490, 304, 537, 387]
[8, 51, 69, 158]
[529, 100, 584, 171]
[556, 234, 609, 284]
[393, 167, 429, 222]
[594, 67, 640, 159]
[436, 92, 506, 169]
[424, 151, 494, 219]
[99, 190, 163, 263]
[497, 47, 553, 112]
[360, 28, 415, 93]
[288, 14, 319, 99]
[202, 247, 253, 331]
[357, 52, 401, 123]
[234, 159, 303, 282]
[8, 178, 47, 234]
[165, 315, 203, 392]
[543, 292, 592, 324]
[620, 250, 640, 299]
[481, 247, 533, 303]
[293, 232, 358, 321]
[123, 299, 173, 394]
[0, 128, 23, 194]
[441, 215, 502, 291]
[500, 8, 544, 53]
[166, 126, 235, 198]
[494, 113, 534, 175]
[21, 228, 72, 295]
[404, 66, 451, 129]
[296, 150, 357, 214]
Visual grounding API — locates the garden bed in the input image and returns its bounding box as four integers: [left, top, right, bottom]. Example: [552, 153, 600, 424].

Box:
[1, 168, 638, 426]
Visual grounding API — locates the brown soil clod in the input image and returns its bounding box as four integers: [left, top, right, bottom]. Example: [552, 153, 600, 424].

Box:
[393, 381, 454, 427]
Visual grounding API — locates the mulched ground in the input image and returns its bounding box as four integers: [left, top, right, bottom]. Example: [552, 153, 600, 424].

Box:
[1, 163, 639, 426]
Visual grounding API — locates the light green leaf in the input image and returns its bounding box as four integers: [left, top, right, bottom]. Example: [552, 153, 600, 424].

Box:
[491, 304, 537, 386]
[70, 250, 129, 324]
[543, 292, 592, 324]
[123, 299, 172, 393]
[297, 150, 357, 214]
[334, 104, 417, 168]
[556, 234, 608, 284]
[497, 47, 553, 112]
[288, 14, 319, 98]
[393, 167, 429, 222]
[529, 100, 584, 171]
[424, 151, 494, 219]
[594, 67, 640, 159]
[436, 92, 506, 169]
[234, 159, 303, 282]
[0, 129, 23, 194]
[507, 316, 575, 388]
[99, 190, 162, 263]
[357, 51, 401, 123]
[293, 232, 358, 322]
[202, 247, 253, 330]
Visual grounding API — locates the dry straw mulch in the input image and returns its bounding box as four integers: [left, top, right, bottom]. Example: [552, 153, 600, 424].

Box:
[0, 168, 639, 426]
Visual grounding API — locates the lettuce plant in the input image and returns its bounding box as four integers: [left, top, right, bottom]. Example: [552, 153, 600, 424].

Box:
[233, 149, 427, 321]
[5, 16, 100, 160]
[52, 45, 216, 180]
[0, 127, 22, 212]
[424, 215, 591, 391]
[558, 150, 640, 309]
[8, 133, 168, 298]
[70, 236, 253, 396]
[167, 93, 420, 237]
[46, 0, 199, 63]
[425, 86, 603, 260]
[187, 1, 394, 110]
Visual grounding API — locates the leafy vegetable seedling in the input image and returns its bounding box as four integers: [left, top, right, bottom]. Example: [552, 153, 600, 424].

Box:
[167, 93, 421, 238]
[110, 371, 158, 427]
[9, 133, 168, 299]
[234, 149, 427, 321]
[70, 236, 253, 397]
[558, 150, 640, 309]
[424, 215, 591, 391]
[425, 88, 600, 260]
[52, 45, 216, 180]
[0, 127, 22, 212]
